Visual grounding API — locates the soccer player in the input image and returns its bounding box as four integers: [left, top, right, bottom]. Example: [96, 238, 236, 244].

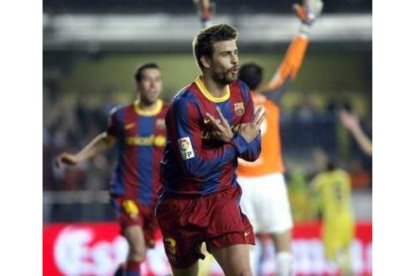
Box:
[156, 24, 265, 276]
[339, 109, 372, 155]
[236, 0, 323, 275]
[56, 63, 168, 276]
[310, 159, 355, 274]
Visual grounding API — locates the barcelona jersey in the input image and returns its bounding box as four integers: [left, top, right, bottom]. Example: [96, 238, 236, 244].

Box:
[106, 99, 168, 206]
[160, 76, 261, 196]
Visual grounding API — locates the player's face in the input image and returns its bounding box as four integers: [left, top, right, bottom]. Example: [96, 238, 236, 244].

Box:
[137, 68, 162, 104]
[209, 40, 239, 85]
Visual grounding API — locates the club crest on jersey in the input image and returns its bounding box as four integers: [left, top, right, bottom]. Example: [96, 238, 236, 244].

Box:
[156, 118, 166, 129]
[178, 137, 195, 160]
[234, 102, 245, 116]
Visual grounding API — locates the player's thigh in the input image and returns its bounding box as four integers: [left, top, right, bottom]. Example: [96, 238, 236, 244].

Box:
[170, 262, 199, 276]
[269, 229, 292, 252]
[141, 205, 159, 248]
[123, 225, 146, 256]
[210, 244, 253, 276]
[156, 197, 205, 269]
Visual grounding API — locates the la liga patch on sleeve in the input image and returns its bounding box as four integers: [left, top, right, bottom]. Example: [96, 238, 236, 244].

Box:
[178, 137, 195, 160]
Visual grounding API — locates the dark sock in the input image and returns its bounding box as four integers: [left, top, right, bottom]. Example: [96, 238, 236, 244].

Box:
[114, 263, 126, 276]
[125, 260, 141, 276]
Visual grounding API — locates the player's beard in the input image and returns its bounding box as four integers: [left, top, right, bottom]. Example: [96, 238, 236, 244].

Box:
[212, 69, 237, 86]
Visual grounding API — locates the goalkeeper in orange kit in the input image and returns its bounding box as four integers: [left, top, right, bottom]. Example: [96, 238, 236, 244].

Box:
[236, 0, 323, 275]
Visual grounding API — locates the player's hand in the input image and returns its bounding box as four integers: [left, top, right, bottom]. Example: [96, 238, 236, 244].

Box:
[238, 107, 265, 143]
[206, 106, 234, 143]
[293, 0, 324, 26]
[55, 152, 79, 168]
[339, 110, 361, 132]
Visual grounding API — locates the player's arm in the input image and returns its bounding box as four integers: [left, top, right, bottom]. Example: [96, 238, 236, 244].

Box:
[236, 88, 264, 161]
[262, 0, 323, 104]
[56, 108, 119, 167]
[172, 98, 252, 178]
[56, 132, 116, 168]
[339, 110, 372, 155]
[262, 34, 309, 105]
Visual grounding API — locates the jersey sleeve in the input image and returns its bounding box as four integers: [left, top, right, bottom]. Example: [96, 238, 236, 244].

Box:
[106, 108, 119, 137]
[263, 34, 309, 103]
[171, 98, 238, 178]
[236, 82, 262, 162]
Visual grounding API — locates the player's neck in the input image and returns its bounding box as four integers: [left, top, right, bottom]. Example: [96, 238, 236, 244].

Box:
[137, 99, 158, 111]
[201, 75, 227, 98]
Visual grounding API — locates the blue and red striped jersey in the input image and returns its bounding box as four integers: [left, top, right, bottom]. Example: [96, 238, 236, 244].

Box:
[106, 99, 168, 206]
[160, 76, 261, 196]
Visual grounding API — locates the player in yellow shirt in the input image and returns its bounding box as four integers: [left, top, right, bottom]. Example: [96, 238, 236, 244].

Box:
[310, 161, 355, 274]
[236, 0, 323, 275]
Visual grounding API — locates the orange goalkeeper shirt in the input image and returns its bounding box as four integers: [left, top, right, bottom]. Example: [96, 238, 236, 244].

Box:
[236, 34, 309, 177]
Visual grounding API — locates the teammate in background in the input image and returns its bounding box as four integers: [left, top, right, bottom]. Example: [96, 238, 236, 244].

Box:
[156, 24, 265, 276]
[339, 109, 372, 155]
[310, 159, 355, 274]
[236, 0, 323, 275]
[56, 63, 168, 276]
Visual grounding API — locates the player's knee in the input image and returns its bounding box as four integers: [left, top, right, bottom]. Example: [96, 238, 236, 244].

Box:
[237, 267, 253, 276]
[128, 243, 146, 261]
[276, 252, 293, 276]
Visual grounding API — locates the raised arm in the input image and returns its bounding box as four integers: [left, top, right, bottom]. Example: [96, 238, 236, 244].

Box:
[263, 0, 323, 104]
[339, 110, 372, 156]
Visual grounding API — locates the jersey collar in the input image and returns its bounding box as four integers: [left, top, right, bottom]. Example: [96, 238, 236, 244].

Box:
[134, 99, 163, 116]
[195, 75, 230, 103]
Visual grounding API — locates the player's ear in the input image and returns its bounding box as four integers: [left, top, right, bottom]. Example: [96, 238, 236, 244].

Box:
[200, 55, 211, 69]
[135, 80, 142, 92]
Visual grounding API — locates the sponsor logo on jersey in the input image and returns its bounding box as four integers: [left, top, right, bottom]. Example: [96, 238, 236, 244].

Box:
[126, 135, 166, 147]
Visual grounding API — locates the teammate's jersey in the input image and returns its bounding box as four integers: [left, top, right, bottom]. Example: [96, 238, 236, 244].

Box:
[106, 99, 168, 206]
[160, 76, 261, 196]
[311, 169, 354, 222]
[237, 93, 284, 176]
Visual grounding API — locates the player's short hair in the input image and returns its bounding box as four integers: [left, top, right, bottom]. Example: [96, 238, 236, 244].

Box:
[193, 24, 238, 70]
[238, 63, 263, 90]
[134, 63, 160, 82]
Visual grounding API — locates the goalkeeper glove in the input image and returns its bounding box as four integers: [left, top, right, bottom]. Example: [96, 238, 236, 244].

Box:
[293, 0, 324, 26]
